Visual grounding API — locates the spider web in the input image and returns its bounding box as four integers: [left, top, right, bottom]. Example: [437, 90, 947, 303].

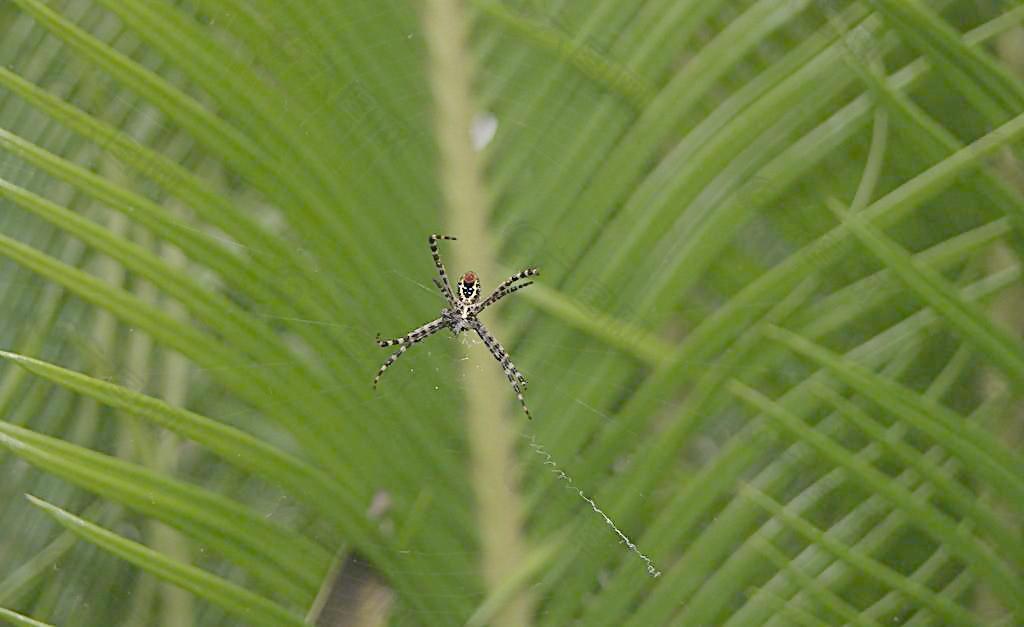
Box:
[0, 3, 789, 626]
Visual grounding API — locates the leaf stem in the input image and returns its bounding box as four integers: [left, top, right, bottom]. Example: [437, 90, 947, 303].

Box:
[422, 0, 534, 624]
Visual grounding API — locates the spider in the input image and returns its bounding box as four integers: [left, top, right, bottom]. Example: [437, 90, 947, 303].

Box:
[373, 234, 539, 418]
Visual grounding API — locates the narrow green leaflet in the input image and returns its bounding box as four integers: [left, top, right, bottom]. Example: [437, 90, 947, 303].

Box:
[0, 351, 365, 534]
[812, 383, 1024, 566]
[731, 380, 1024, 620]
[764, 324, 1024, 508]
[471, 0, 655, 109]
[0, 422, 327, 604]
[749, 534, 878, 627]
[0, 607, 54, 627]
[832, 202, 1024, 389]
[740, 483, 979, 627]
[25, 496, 310, 627]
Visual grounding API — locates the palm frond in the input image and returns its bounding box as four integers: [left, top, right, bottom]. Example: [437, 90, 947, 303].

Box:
[2, 1, 1023, 625]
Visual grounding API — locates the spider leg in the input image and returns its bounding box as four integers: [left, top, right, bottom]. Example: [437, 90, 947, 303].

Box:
[474, 280, 535, 314]
[516, 369, 529, 389]
[470, 320, 532, 419]
[429, 234, 458, 304]
[373, 317, 447, 388]
[476, 268, 539, 312]
[494, 268, 539, 294]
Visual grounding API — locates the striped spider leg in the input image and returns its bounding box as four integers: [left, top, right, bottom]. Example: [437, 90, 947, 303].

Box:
[473, 268, 539, 313]
[429, 233, 458, 304]
[373, 234, 539, 418]
[373, 318, 446, 389]
[468, 318, 532, 418]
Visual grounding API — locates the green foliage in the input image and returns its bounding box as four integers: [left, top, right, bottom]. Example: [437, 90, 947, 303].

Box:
[1, 0, 1023, 625]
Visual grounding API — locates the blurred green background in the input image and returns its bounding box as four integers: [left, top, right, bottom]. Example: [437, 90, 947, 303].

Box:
[2, 0, 1024, 625]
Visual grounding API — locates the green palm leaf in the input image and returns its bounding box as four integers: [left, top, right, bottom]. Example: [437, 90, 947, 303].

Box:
[2, 1, 1022, 625]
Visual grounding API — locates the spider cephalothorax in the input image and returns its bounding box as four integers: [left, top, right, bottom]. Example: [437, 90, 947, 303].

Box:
[373, 234, 539, 418]
[457, 271, 480, 304]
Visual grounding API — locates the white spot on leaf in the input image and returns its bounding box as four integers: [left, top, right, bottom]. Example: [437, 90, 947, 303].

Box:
[471, 112, 498, 151]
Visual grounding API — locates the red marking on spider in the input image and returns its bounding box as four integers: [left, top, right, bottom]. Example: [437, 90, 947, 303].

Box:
[462, 271, 477, 284]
